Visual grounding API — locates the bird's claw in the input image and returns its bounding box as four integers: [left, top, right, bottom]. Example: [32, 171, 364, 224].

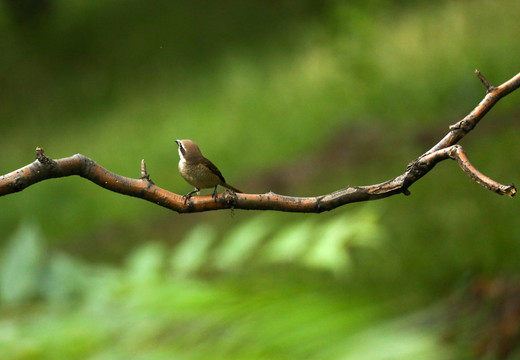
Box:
[182, 194, 192, 204]
[182, 188, 199, 204]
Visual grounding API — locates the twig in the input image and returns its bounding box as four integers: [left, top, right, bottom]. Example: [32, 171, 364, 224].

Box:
[449, 145, 516, 197]
[475, 69, 495, 93]
[140, 159, 154, 185]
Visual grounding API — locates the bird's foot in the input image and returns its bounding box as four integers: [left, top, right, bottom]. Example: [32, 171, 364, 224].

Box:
[182, 188, 199, 204]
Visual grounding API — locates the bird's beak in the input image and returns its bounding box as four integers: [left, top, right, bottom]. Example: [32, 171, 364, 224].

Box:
[175, 140, 180, 147]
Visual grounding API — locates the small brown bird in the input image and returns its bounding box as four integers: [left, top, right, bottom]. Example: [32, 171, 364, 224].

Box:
[175, 139, 242, 199]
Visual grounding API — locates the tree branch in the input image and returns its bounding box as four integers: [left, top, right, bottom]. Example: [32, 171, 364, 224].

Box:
[448, 145, 516, 197]
[1, 70, 518, 213]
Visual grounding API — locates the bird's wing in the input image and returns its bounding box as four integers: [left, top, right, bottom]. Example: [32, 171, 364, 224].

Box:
[202, 159, 226, 183]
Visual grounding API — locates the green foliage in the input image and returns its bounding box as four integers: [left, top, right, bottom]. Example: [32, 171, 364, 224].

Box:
[0, 213, 452, 359]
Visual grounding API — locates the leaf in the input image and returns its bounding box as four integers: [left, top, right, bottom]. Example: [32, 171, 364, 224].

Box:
[213, 214, 273, 271]
[170, 224, 216, 277]
[125, 243, 165, 284]
[0, 219, 45, 304]
[261, 219, 316, 263]
[303, 208, 383, 273]
[41, 253, 89, 305]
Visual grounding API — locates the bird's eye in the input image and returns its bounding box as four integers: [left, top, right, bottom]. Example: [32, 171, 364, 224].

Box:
[179, 144, 186, 155]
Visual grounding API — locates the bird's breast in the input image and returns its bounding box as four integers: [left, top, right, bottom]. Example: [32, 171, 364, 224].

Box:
[178, 159, 221, 189]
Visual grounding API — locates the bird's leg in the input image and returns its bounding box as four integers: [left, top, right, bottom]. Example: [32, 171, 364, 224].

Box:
[212, 185, 219, 200]
[183, 188, 200, 203]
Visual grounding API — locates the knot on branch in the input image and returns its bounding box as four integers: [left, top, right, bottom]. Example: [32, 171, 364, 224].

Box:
[406, 158, 430, 178]
[36, 147, 57, 167]
[448, 144, 463, 158]
[223, 190, 240, 206]
[449, 118, 476, 132]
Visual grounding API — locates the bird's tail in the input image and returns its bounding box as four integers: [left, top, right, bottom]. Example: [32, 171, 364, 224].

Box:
[223, 183, 242, 193]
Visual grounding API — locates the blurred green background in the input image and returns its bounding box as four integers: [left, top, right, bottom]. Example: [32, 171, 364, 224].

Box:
[1, 0, 520, 359]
